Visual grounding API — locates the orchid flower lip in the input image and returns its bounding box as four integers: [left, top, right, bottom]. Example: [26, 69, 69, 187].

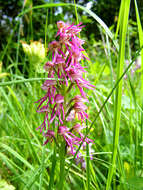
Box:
[55, 94, 64, 104]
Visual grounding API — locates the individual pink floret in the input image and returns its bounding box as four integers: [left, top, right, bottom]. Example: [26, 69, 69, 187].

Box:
[43, 129, 55, 145]
[58, 126, 81, 156]
[73, 124, 93, 144]
[50, 94, 65, 124]
[74, 102, 88, 122]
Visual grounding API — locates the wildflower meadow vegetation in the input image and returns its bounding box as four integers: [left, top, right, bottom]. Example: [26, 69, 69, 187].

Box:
[1, 0, 143, 189]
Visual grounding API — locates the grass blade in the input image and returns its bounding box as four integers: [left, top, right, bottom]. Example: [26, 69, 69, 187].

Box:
[0, 77, 62, 87]
[134, 0, 143, 169]
[17, 3, 118, 50]
[106, 0, 131, 189]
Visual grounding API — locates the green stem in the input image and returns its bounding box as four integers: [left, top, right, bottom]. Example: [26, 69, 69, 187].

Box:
[58, 141, 66, 190]
[39, 141, 46, 190]
[48, 145, 57, 190]
[86, 121, 90, 190]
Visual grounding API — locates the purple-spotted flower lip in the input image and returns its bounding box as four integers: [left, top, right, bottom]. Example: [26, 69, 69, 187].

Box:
[50, 94, 65, 124]
[58, 125, 94, 158]
[36, 105, 49, 113]
[48, 40, 61, 50]
[74, 102, 87, 112]
[57, 21, 67, 30]
[55, 94, 64, 104]
[44, 61, 54, 70]
[73, 95, 89, 103]
[73, 123, 85, 132]
[58, 125, 68, 134]
[43, 129, 55, 137]
[74, 102, 89, 122]
[41, 80, 57, 90]
[58, 126, 81, 156]
[43, 129, 55, 145]
[54, 54, 65, 65]
[68, 70, 82, 80]
[71, 37, 85, 46]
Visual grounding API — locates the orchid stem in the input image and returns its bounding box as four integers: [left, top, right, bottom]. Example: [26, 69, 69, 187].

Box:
[58, 141, 66, 190]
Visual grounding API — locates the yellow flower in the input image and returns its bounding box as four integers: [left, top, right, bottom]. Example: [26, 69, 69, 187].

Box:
[0, 61, 9, 79]
[21, 41, 46, 73]
[21, 41, 46, 63]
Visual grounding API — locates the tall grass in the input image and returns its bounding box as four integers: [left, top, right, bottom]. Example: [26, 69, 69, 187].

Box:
[134, 0, 143, 170]
[106, 0, 131, 189]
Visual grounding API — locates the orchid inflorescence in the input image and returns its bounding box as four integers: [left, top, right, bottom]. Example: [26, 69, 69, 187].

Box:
[36, 21, 95, 163]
